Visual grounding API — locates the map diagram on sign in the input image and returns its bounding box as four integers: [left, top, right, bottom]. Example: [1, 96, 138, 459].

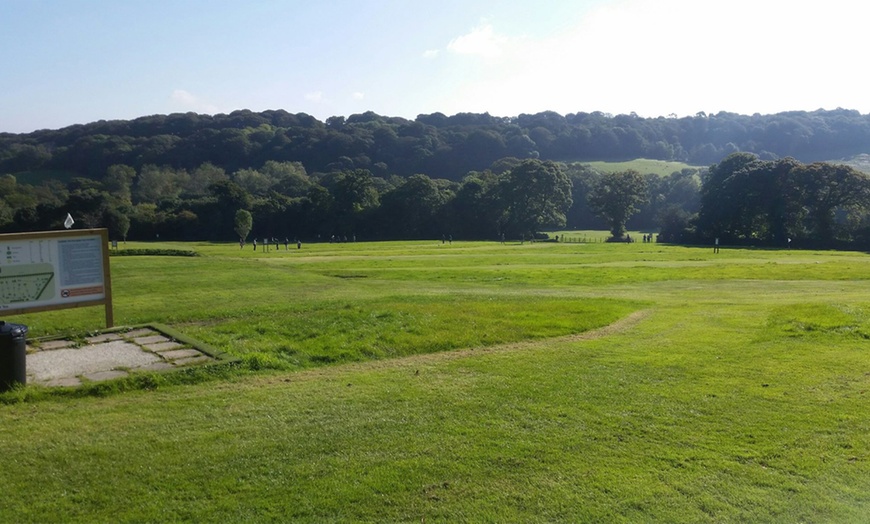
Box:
[0, 263, 56, 303]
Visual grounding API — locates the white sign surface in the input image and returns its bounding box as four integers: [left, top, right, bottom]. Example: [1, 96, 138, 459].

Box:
[1, 231, 108, 312]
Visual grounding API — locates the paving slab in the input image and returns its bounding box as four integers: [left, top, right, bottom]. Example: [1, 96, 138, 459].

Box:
[27, 341, 163, 381]
[24, 326, 225, 388]
[159, 349, 205, 360]
[136, 362, 176, 372]
[83, 370, 129, 382]
[147, 341, 185, 352]
[35, 339, 76, 351]
[40, 377, 82, 388]
[133, 335, 170, 345]
[86, 333, 123, 343]
[123, 328, 156, 338]
[174, 355, 214, 366]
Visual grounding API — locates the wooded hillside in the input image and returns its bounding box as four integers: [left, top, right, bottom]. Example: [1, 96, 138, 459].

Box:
[1, 108, 869, 247]
[3, 108, 869, 181]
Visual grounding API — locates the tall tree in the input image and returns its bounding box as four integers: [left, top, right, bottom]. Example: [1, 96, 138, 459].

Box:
[134, 165, 188, 204]
[234, 209, 253, 243]
[497, 159, 573, 237]
[329, 169, 380, 234]
[449, 171, 502, 238]
[103, 164, 136, 203]
[587, 169, 648, 239]
[104, 207, 131, 241]
[377, 174, 449, 238]
[695, 152, 760, 240]
[697, 155, 804, 243]
[792, 162, 870, 241]
[185, 162, 228, 197]
[261, 160, 311, 197]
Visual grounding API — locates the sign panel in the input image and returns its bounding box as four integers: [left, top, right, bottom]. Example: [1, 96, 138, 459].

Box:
[0, 229, 113, 326]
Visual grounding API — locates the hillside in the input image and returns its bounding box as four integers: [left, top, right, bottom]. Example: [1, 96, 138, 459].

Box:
[2, 108, 869, 182]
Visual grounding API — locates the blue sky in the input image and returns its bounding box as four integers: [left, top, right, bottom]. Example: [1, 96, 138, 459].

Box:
[1, 0, 867, 133]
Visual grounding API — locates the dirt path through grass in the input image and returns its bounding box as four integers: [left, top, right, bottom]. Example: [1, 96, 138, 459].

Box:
[263, 309, 652, 385]
[416, 308, 652, 361]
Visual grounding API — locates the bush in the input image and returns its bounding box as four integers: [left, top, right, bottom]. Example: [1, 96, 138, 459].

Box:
[110, 249, 199, 257]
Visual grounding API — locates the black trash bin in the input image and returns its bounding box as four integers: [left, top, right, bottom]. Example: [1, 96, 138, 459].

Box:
[0, 321, 28, 392]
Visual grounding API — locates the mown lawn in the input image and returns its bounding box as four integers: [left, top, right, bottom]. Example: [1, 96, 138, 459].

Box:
[1, 240, 869, 522]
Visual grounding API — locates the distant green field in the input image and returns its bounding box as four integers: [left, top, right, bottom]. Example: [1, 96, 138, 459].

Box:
[582, 158, 703, 176]
[828, 153, 870, 174]
[2, 238, 869, 522]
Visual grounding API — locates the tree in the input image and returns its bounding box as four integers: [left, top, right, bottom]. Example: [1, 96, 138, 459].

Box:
[449, 171, 502, 238]
[792, 162, 870, 242]
[134, 165, 188, 204]
[205, 180, 253, 241]
[696, 154, 804, 243]
[104, 207, 131, 241]
[232, 168, 272, 196]
[65, 182, 111, 229]
[696, 152, 759, 240]
[563, 163, 605, 230]
[234, 209, 253, 243]
[752, 157, 804, 243]
[329, 169, 380, 233]
[185, 162, 228, 197]
[103, 164, 136, 203]
[261, 160, 311, 197]
[497, 159, 573, 237]
[377, 174, 449, 238]
[587, 169, 648, 239]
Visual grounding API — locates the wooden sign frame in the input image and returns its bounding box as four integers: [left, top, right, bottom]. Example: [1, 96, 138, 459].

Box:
[0, 228, 114, 328]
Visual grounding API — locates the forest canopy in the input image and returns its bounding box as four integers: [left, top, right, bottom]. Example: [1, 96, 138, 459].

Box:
[1, 108, 869, 247]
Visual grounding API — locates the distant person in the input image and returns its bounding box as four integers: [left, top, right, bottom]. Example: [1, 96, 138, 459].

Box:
[284, 237, 289, 250]
[714, 237, 720, 254]
[253, 239, 257, 251]
[239, 239, 244, 249]
[297, 240, 302, 249]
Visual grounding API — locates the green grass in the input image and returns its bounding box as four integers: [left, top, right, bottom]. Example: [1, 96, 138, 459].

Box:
[2, 237, 870, 521]
[583, 158, 702, 176]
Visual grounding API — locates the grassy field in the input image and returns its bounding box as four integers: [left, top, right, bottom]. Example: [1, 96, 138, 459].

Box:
[2, 238, 870, 522]
[582, 158, 702, 176]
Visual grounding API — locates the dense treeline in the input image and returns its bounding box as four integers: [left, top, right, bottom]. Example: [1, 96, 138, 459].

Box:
[3, 108, 870, 182]
[662, 153, 870, 249]
[2, 108, 870, 246]
[0, 152, 702, 243]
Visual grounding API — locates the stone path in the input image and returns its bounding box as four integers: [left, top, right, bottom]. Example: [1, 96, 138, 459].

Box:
[26, 327, 216, 387]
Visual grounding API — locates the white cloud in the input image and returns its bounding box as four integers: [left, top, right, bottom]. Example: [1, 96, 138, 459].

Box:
[422, 49, 439, 59]
[304, 91, 324, 103]
[351, 92, 364, 100]
[169, 89, 219, 113]
[437, 0, 870, 118]
[447, 24, 508, 59]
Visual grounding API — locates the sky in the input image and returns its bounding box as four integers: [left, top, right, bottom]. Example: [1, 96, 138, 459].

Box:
[1, 0, 868, 134]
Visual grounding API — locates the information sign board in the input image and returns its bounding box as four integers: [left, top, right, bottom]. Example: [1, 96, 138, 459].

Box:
[0, 229, 113, 327]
